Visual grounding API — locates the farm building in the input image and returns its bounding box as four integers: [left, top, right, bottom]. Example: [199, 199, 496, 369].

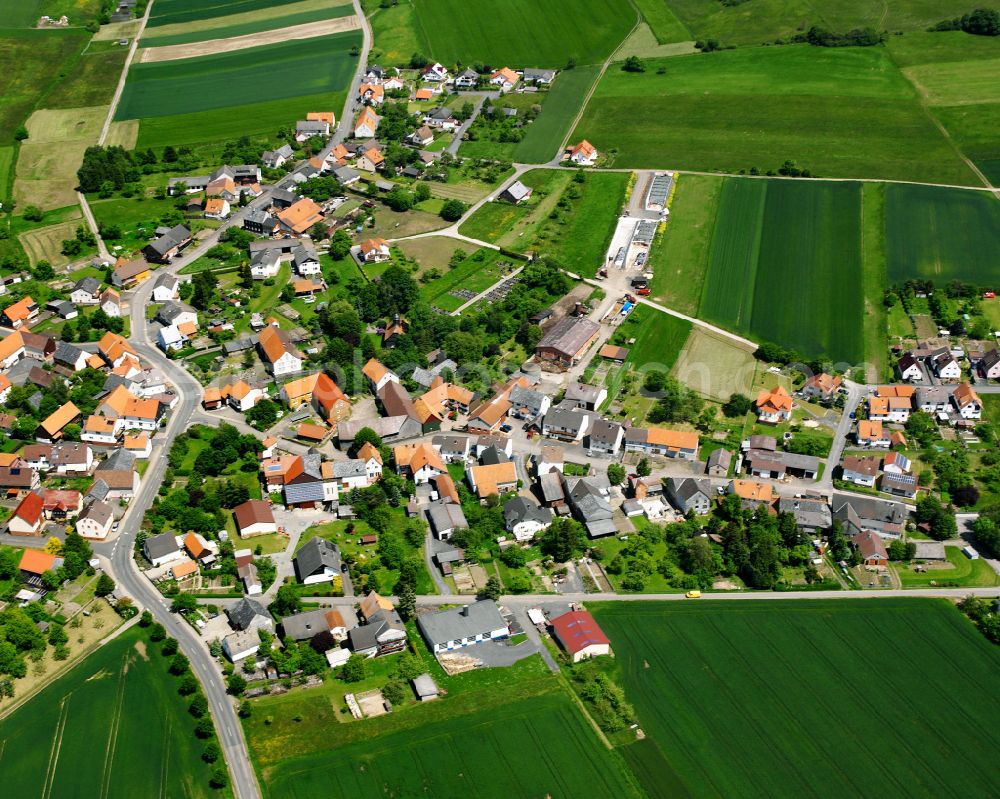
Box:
[535, 317, 601, 366]
[550, 610, 611, 662]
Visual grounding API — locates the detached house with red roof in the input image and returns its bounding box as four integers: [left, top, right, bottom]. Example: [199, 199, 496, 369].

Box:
[9, 491, 44, 535]
[2, 296, 38, 328]
[755, 386, 793, 424]
[566, 140, 598, 166]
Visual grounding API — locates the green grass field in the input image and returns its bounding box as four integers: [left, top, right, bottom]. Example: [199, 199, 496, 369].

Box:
[632, 0, 691, 43]
[409, 0, 635, 67]
[657, 0, 979, 47]
[897, 546, 1000, 587]
[594, 599, 1000, 799]
[458, 169, 570, 245]
[42, 48, 127, 109]
[0, 28, 89, 144]
[264, 689, 640, 799]
[141, 2, 353, 47]
[885, 183, 1000, 286]
[572, 45, 977, 185]
[148, 0, 304, 26]
[532, 170, 629, 276]
[604, 305, 692, 405]
[696, 178, 864, 362]
[135, 90, 346, 149]
[116, 31, 360, 121]
[513, 65, 602, 163]
[0, 627, 222, 799]
[0, 145, 13, 199]
[650, 174, 721, 316]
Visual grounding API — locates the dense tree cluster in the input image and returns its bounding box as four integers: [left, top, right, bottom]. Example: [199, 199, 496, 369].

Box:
[77, 146, 140, 193]
[932, 8, 1000, 35]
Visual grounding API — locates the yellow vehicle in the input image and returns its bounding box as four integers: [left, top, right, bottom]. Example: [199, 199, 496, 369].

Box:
[685, 590, 701, 599]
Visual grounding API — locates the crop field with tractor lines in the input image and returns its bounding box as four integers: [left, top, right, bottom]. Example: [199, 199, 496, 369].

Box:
[594, 599, 1000, 799]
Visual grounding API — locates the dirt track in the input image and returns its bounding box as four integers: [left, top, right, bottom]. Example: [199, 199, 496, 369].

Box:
[138, 15, 359, 62]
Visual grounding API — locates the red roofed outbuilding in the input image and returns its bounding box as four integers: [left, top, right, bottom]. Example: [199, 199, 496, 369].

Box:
[550, 610, 611, 663]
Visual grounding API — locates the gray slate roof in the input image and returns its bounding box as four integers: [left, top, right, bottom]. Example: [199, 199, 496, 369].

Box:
[417, 600, 507, 647]
[503, 496, 552, 528]
[144, 531, 179, 560]
[225, 597, 269, 631]
[294, 536, 340, 579]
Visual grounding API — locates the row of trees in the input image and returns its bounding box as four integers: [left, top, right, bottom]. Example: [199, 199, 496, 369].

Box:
[138, 613, 230, 788]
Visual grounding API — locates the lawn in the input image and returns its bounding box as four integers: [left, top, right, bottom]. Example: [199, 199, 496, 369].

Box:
[530, 170, 629, 277]
[419, 248, 512, 312]
[650, 174, 721, 316]
[247, 633, 640, 799]
[42, 48, 127, 108]
[142, 0, 352, 46]
[897, 546, 1000, 588]
[0, 145, 15, 199]
[0, 626, 224, 799]
[116, 31, 361, 121]
[697, 178, 865, 363]
[594, 599, 1000, 799]
[603, 305, 691, 407]
[513, 65, 602, 163]
[572, 45, 978, 185]
[407, 0, 635, 68]
[672, 326, 756, 401]
[458, 168, 572, 247]
[884, 183, 1000, 287]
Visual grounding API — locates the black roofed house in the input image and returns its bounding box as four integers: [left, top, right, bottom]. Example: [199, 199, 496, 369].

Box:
[587, 419, 623, 455]
[564, 382, 607, 411]
[144, 224, 191, 264]
[503, 496, 552, 541]
[897, 352, 924, 381]
[880, 472, 918, 499]
[832, 495, 907, 540]
[47, 300, 77, 320]
[53, 341, 88, 373]
[542, 406, 592, 442]
[279, 608, 348, 644]
[225, 597, 274, 633]
[979, 348, 1000, 380]
[565, 475, 615, 538]
[479, 444, 509, 466]
[777, 495, 831, 534]
[538, 470, 566, 508]
[143, 531, 183, 567]
[70, 276, 101, 305]
[523, 68, 558, 84]
[348, 607, 407, 657]
[294, 535, 341, 585]
[498, 180, 532, 205]
[431, 434, 470, 463]
[666, 477, 712, 516]
[706, 448, 732, 477]
[270, 188, 300, 209]
[508, 385, 550, 420]
[243, 208, 279, 236]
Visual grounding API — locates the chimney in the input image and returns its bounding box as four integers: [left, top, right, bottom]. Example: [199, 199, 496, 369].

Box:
[461, 605, 470, 617]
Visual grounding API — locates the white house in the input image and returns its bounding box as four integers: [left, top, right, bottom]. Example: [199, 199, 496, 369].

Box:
[152, 274, 180, 303]
[897, 353, 923, 381]
[75, 500, 114, 539]
[157, 324, 186, 352]
[503, 497, 552, 542]
[258, 326, 303, 378]
[100, 288, 121, 318]
[422, 62, 449, 82]
[292, 244, 321, 277]
[566, 140, 598, 166]
[250, 249, 281, 280]
[952, 382, 982, 420]
[144, 532, 184, 567]
[489, 67, 519, 92]
[417, 601, 509, 654]
[222, 629, 260, 663]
